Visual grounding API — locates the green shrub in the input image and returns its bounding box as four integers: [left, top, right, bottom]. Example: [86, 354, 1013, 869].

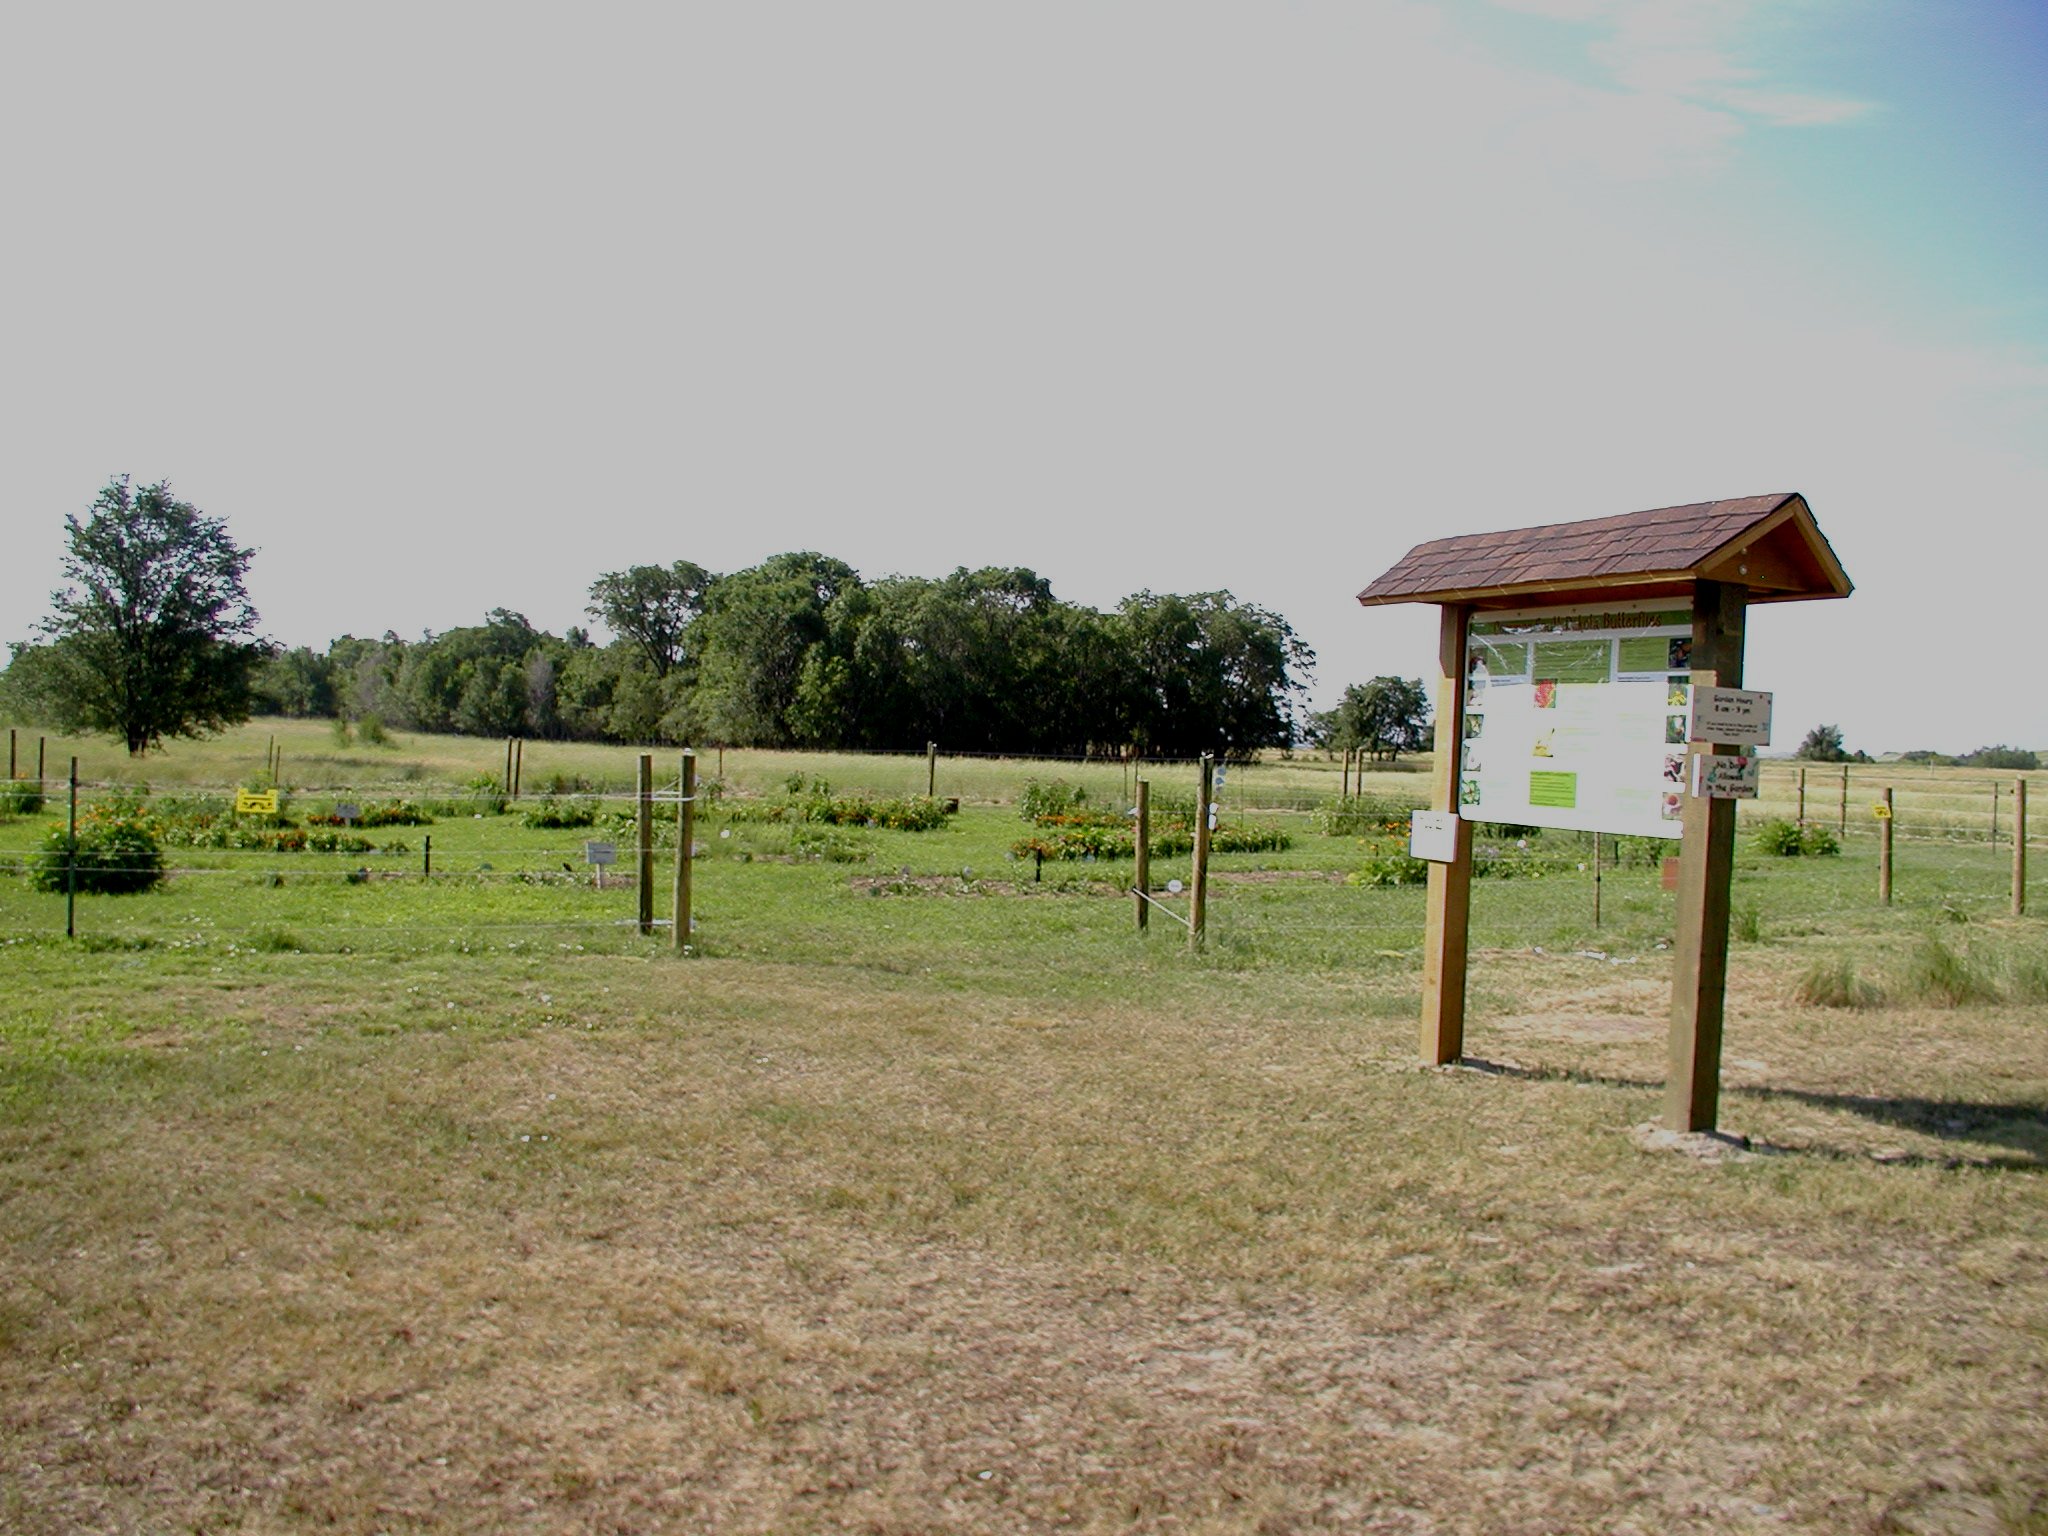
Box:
[1753, 819, 1841, 857]
[0, 780, 46, 816]
[521, 796, 601, 829]
[28, 805, 165, 895]
[1018, 780, 1090, 822]
[1347, 848, 1429, 886]
[1311, 797, 1420, 838]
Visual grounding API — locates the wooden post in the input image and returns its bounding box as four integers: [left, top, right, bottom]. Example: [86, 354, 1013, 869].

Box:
[926, 741, 937, 798]
[1878, 787, 1894, 906]
[1189, 755, 1214, 952]
[1665, 580, 1746, 1134]
[7, 728, 14, 779]
[672, 751, 696, 953]
[1990, 782, 2000, 846]
[423, 834, 431, 879]
[637, 753, 655, 936]
[504, 737, 515, 798]
[1420, 605, 1474, 1065]
[66, 758, 79, 940]
[513, 738, 523, 800]
[1796, 767, 1806, 826]
[1341, 747, 1351, 800]
[1134, 778, 1151, 931]
[37, 737, 45, 786]
[1839, 766, 1849, 835]
[2011, 778, 2026, 917]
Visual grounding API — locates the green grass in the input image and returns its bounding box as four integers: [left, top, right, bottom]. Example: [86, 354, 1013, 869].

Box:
[2, 722, 2045, 1533]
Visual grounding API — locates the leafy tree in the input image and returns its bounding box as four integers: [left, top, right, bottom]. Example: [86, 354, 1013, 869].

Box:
[1795, 723, 1850, 762]
[250, 646, 336, 717]
[1959, 744, 2040, 770]
[1329, 677, 1431, 759]
[33, 477, 263, 754]
[586, 561, 712, 680]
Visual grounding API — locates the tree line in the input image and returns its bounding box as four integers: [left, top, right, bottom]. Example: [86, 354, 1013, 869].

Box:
[3, 482, 1328, 759]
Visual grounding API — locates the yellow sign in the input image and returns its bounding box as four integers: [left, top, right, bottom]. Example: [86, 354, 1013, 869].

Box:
[235, 789, 279, 815]
[1871, 801, 1892, 821]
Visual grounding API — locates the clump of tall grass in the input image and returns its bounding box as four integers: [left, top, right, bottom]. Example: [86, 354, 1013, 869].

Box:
[2002, 947, 2048, 1005]
[1890, 932, 2000, 1008]
[1795, 956, 1882, 1009]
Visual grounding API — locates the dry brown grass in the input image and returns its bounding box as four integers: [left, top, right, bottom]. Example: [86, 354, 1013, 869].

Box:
[3, 939, 2045, 1534]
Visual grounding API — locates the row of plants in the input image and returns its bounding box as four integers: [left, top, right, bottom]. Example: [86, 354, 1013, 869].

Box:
[723, 774, 953, 832]
[1011, 778, 1292, 862]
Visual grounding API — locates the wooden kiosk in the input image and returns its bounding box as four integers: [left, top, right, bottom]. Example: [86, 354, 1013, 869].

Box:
[1357, 495, 1852, 1133]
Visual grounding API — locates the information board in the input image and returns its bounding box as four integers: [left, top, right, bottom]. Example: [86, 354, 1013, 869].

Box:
[1459, 600, 1691, 839]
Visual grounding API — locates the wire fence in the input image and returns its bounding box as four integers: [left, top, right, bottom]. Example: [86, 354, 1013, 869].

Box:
[1, 752, 2037, 956]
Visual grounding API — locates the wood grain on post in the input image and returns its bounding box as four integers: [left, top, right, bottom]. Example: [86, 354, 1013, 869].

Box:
[1666, 580, 1746, 1134]
[1420, 605, 1474, 1065]
[1134, 778, 1151, 932]
[672, 751, 696, 954]
[2012, 778, 2026, 917]
[637, 753, 654, 936]
[1879, 786, 1894, 906]
[1188, 755, 1213, 953]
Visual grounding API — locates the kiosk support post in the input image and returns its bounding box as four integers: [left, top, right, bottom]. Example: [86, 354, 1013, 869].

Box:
[1665, 580, 1747, 1133]
[1420, 604, 1475, 1065]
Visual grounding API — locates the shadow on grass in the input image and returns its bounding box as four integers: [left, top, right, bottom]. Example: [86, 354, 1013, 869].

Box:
[1456, 1057, 2048, 1171]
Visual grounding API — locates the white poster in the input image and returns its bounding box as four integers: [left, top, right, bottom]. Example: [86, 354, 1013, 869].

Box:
[1459, 600, 1692, 839]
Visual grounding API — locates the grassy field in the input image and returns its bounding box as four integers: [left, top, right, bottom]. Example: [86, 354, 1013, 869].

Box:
[2, 721, 2045, 1533]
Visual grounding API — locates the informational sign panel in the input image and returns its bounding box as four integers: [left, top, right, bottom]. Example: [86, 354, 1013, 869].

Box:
[1460, 600, 1692, 839]
[1690, 687, 1773, 747]
[1692, 754, 1761, 799]
[583, 840, 617, 866]
[1408, 810, 1461, 863]
[234, 789, 279, 816]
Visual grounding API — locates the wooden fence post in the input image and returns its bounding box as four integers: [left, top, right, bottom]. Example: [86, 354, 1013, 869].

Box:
[7, 728, 14, 779]
[1879, 787, 1894, 906]
[2014, 778, 2028, 917]
[1134, 779, 1151, 931]
[504, 737, 514, 798]
[423, 834, 431, 879]
[1796, 767, 1806, 825]
[1839, 766, 1849, 835]
[637, 753, 655, 936]
[672, 751, 696, 954]
[1189, 755, 1214, 953]
[37, 737, 45, 786]
[513, 738, 523, 800]
[926, 741, 937, 798]
[66, 758, 79, 940]
[1990, 782, 2000, 846]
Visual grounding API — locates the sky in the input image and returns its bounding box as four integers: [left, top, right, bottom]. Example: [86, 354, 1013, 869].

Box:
[2, 0, 2043, 755]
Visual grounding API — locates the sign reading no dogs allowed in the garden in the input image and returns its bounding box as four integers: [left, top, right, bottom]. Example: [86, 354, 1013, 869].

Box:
[1458, 599, 1696, 839]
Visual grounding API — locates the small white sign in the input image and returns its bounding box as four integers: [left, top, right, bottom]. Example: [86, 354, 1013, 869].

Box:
[583, 840, 617, 866]
[1409, 809, 1461, 863]
[1690, 687, 1773, 746]
[334, 802, 361, 824]
[1691, 754, 1760, 799]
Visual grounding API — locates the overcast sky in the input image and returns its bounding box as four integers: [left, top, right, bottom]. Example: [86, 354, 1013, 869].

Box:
[3, 1, 2043, 754]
